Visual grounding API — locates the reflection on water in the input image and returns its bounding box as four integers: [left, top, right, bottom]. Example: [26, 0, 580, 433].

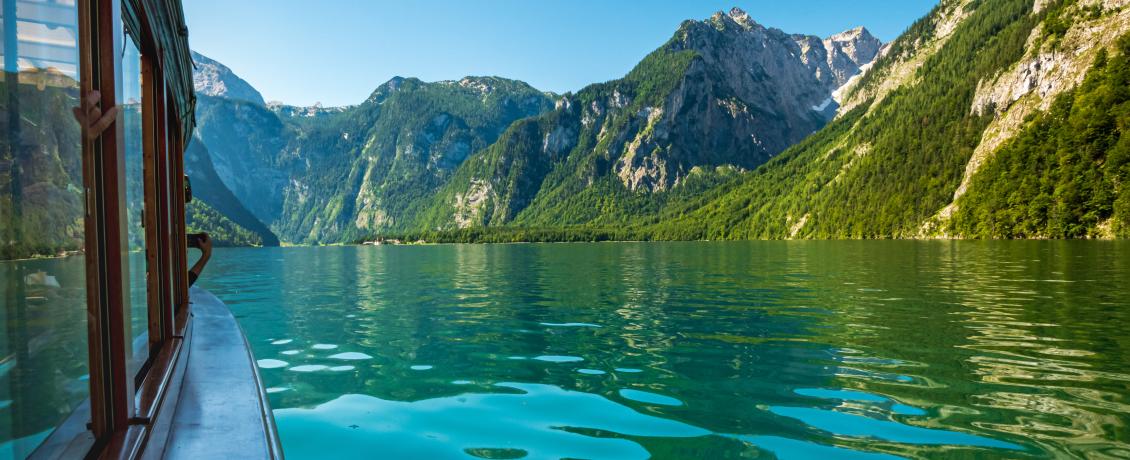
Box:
[198, 242, 1130, 459]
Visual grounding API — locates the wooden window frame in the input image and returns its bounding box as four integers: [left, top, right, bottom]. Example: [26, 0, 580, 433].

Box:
[30, 0, 195, 458]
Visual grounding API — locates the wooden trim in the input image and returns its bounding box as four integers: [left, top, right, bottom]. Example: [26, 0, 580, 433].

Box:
[155, 80, 174, 343]
[99, 0, 138, 432]
[140, 46, 175, 368]
[79, 0, 111, 444]
[81, 0, 137, 442]
[169, 126, 190, 327]
[137, 317, 194, 460]
[140, 52, 163, 359]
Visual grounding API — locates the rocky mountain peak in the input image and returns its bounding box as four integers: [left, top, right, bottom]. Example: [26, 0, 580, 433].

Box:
[191, 52, 266, 106]
[458, 76, 495, 92]
[824, 26, 882, 67]
[727, 7, 760, 29]
[705, 7, 767, 33]
[673, 11, 882, 110]
[384, 76, 408, 90]
[827, 26, 873, 42]
[366, 76, 413, 104]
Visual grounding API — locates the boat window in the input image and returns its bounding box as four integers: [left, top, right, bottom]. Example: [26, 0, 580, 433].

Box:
[0, 0, 89, 456]
[120, 32, 148, 380]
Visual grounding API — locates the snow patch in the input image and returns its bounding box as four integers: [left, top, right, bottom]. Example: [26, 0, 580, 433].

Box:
[811, 97, 835, 112]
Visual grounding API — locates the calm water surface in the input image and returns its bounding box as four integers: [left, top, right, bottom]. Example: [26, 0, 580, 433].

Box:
[198, 242, 1130, 459]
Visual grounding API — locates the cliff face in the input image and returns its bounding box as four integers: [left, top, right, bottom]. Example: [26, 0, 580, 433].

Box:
[635, 9, 881, 185]
[183, 138, 280, 246]
[193, 95, 291, 225]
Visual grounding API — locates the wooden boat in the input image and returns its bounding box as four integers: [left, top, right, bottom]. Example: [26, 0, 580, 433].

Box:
[2, 0, 282, 457]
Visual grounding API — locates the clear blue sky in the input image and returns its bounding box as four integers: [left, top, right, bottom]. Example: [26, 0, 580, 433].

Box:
[184, 0, 938, 107]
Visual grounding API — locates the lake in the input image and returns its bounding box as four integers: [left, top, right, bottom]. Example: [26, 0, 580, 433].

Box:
[191, 241, 1130, 459]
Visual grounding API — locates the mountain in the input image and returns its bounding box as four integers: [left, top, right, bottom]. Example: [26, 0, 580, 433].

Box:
[644, 0, 1130, 240]
[189, 64, 557, 243]
[273, 76, 556, 243]
[192, 94, 291, 225]
[185, 200, 267, 246]
[191, 51, 266, 105]
[406, 9, 882, 231]
[188, 12, 884, 243]
[0, 70, 84, 259]
[184, 138, 280, 246]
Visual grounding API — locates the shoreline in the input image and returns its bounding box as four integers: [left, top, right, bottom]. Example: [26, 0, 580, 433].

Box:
[11, 238, 1123, 261]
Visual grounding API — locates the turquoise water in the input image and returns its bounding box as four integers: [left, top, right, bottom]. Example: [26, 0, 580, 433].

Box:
[198, 242, 1130, 459]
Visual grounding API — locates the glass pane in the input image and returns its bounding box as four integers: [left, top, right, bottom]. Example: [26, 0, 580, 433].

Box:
[120, 35, 147, 379]
[0, 0, 88, 456]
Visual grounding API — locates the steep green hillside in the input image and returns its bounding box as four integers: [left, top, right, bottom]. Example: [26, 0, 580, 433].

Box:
[186, 200, 264, 247]
[184, 138, 280, 245]
[646, 0, 1126, 240]
[953, 34, 1130, 238]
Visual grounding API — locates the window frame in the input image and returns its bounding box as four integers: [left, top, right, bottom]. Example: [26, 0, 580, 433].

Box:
[28, 0, 195, 458]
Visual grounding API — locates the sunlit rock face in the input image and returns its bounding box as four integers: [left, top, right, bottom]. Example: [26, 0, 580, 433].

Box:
[191, 51, 266, 105]
[618, 8, 884, 192]
[621, 8, 882, 191]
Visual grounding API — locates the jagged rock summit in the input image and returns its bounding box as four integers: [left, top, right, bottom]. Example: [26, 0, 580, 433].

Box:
[682, 8, 882, 118]
[192, 51, 266, 105]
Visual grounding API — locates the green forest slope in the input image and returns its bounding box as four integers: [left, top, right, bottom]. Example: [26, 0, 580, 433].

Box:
[645, 0, 1130, 241]
[952, 34, 1130, 238]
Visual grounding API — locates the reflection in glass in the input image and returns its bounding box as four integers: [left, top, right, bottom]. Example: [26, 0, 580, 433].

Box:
[121, 33, 148, 379]
[0, 0, 87, 456]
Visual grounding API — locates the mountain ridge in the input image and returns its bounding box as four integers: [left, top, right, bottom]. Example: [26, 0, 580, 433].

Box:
[188, 11, 885, 244]
[189, 68, 557, 243]
[188, 2, 1130, 244]
[402, 9, 883, 232]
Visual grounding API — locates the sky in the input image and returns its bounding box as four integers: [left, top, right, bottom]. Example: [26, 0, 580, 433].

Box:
[184, 0, 939, 107]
